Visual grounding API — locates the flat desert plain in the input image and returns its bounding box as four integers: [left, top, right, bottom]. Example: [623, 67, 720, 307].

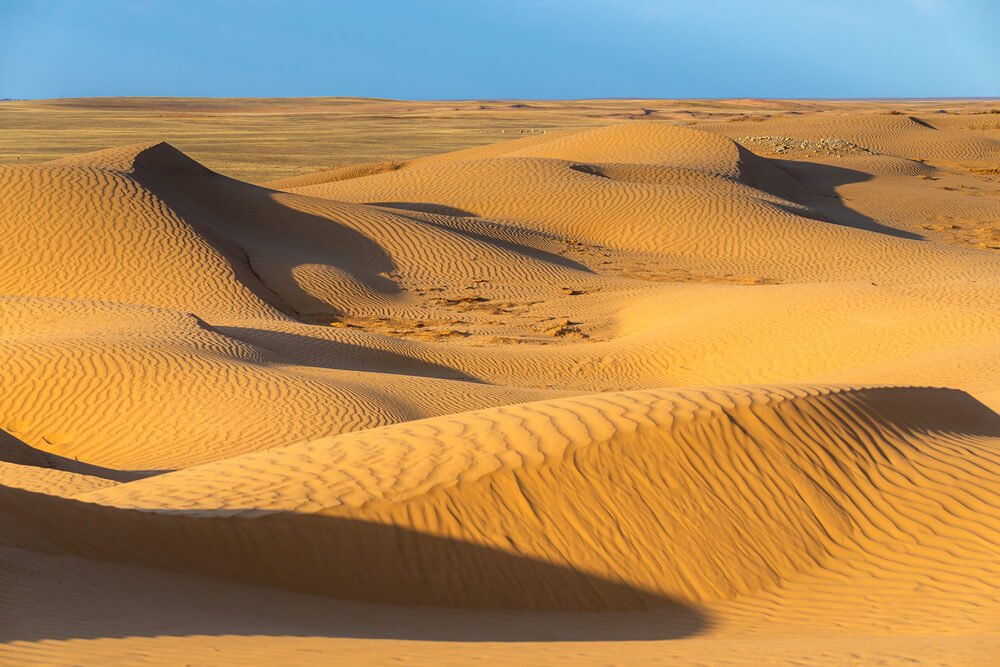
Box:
[1, 98, 999, 666]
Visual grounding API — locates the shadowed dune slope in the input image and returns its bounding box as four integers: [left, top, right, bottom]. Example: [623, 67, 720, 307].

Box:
[0, 296, 559, 469]
[3, 141, 605, 321]
[3, 385, 997, 613]
[282, 123, 999, 285]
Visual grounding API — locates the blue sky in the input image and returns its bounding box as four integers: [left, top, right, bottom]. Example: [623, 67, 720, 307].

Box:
[1, 0, 997, 99]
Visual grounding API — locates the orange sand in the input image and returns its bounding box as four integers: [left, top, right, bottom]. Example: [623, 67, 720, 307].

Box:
[1, 99, 998, 666]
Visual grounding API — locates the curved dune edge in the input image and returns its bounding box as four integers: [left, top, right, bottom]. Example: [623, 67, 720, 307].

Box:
[3, 130, 999, 472]
[282, 121, 999, 284]
[3, 384, 998, 611]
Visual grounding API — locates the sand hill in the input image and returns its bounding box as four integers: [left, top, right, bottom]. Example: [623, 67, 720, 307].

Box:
[1, 102, 998, 666]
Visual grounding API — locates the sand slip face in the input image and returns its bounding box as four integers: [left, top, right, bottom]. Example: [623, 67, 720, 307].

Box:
[1, 108, 999, 665]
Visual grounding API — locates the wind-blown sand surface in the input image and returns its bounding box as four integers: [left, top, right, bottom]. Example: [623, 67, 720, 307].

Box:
[1, 98, 998, 665]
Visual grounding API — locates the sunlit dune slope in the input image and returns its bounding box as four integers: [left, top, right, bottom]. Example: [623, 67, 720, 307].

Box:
[281, 122, 999, 285]
[0, 296, 559, 469]
[3, 141, 604, 321]
[3, 385, 997, 613]
[1, 127, 998, 472]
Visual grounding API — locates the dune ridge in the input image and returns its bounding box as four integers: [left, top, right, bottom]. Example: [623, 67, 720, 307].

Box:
[4, 384, 997, 613]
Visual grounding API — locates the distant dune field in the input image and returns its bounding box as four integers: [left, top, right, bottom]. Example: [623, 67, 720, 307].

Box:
[1, 98, 998, 666]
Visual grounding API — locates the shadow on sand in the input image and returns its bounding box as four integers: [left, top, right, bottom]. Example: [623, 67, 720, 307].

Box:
[774, 159, 924, 240]
[130, 144, 403, 320]
[0, 429, 163, 482]
[375, 203, 598, 274]
[216, 325, 482, 383]
[0, 485, 710, 643]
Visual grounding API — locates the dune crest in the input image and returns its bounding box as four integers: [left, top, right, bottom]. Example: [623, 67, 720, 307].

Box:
[5, 385, 997, 613]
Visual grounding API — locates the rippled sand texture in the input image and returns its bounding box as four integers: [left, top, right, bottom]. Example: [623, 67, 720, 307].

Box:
[1, 100, 999, 666]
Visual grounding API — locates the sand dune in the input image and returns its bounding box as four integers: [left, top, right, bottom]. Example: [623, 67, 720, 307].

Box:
[1, 100, 998, 665]
[282, 123, 998, 283]
[7, 385, 992, 610]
